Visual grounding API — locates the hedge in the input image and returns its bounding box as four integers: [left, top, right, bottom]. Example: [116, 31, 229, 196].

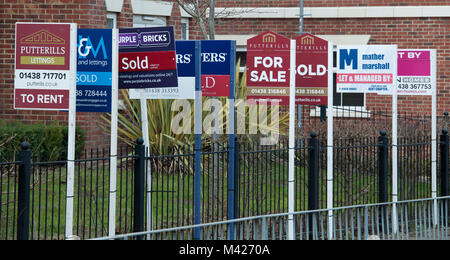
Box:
[0, 121, 85, 162]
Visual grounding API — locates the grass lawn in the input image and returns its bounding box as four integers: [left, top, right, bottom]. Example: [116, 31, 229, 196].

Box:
[0, 155, 433, 240]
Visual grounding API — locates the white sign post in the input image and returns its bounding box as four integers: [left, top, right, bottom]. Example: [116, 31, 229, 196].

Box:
[108, 29, 119, 237]
[326, 40, 334, 240]
[430, 50, 438, 227]
[337, 44, 399, 234]
[288, 39, 296, 240]
[65, 24, 78, 240]
[13, 22, 78, 240]
[398, 49, 438, 226]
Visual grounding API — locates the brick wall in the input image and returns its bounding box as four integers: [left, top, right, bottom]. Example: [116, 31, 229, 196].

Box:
[214, 9, 450, 117]
[0, 0, 198, 149]
[216, 0, 450, 8]
[0, 0, 131, 150]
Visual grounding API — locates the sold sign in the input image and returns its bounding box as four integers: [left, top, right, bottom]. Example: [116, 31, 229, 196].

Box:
[294, 33, 329, 105]
[118, 26, 178, 89]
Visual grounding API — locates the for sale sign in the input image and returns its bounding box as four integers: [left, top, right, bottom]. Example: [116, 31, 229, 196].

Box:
[118, 27, 178, 89]
[246, 31, 291, 105]
[295, 34, 329, 105]
[397, 50, 435, 96]
[14, 23, 75, 110]
[337, 45, 397, 94]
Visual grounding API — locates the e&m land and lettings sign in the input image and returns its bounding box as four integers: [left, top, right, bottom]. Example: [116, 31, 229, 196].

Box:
[15, 23, 75, 110]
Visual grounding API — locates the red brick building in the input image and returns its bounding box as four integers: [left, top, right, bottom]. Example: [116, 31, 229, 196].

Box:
[1, 0, 449, 148]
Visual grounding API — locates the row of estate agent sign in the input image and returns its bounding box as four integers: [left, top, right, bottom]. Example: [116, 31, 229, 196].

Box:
[13, 23, 437, 240]
[14, 23, 436, 112]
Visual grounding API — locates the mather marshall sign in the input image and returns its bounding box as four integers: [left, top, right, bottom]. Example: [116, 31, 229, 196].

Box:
[337, 45, 397, 94]
[246, 31, 291, 105]
[295, 34, 329, 105]
[14, 23, 76, 110]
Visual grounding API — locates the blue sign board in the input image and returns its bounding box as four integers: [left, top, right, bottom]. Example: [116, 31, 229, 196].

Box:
[76, 29, 112, 113]
[201, 40, 231, 76]
[176, 40, 196, 77]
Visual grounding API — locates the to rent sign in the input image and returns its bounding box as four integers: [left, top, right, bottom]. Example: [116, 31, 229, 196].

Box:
[14, 23, 75, 110]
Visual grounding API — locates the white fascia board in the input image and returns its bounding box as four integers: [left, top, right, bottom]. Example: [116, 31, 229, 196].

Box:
[131, 0, 174, 16]
[337, 7, 367, 18]
[214, 6, 450, 19]
[216, 34, 370, 47]
[179, 5, 193, 18]
[317, 35, 371, 45]
[215, 34, 256, 47]
[365, 7, 395, 18]
[105, 0, 124, 13]
[213, 7, 283, 19]
[305, 7, 338, 18]
[394, 6, 423, 17]
[423, 6, 450, 17]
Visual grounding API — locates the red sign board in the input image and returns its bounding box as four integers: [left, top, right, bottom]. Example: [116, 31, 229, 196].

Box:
[295, 34, 329, 106]
[201, 75, 230, 97]
[246, 31, 291, 105]
[14, 23, 75, 110]
[15, 23, 71, 71]
[15, 89, 69, 110]
[119, 51, 178, 73]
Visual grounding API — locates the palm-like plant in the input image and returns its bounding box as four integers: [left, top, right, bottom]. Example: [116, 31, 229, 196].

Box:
[101, 60, 290, 155]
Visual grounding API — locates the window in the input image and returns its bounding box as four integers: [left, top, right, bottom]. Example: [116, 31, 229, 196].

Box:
[133, 15, 167, 28]
[309, 49, 368, 118]
[332, 50, 365, 107]
[106, 13, 117, 29]
[180, 18, 189, 40]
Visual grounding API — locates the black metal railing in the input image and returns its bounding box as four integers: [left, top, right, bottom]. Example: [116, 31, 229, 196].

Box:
[1, 130, 449, 240]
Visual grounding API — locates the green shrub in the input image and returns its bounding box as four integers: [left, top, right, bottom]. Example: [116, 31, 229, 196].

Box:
[0, 121, 84, 162]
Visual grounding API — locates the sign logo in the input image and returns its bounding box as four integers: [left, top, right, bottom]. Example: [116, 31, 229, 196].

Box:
[300, 35, 315, 45]
[262, 33, 277, 43]
[21, 29, 65, 45]
[339, 49, 358, 70]
[139, 31, 171, 47]
[78, 36, 108, 59]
